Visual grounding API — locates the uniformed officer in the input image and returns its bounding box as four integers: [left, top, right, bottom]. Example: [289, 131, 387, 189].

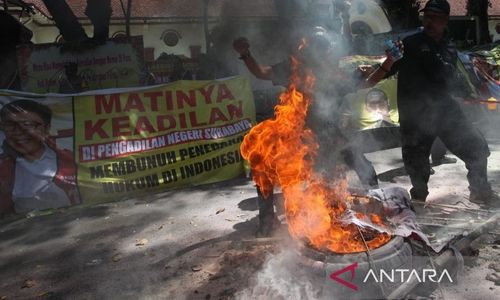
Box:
[374, 0, 499, 208]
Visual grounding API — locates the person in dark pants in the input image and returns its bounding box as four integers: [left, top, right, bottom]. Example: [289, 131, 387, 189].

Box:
[430, 138, 457, 166]
[234, 25, 383, 235]
[370, 0, 499, 208]
[42, 0, 112, 45]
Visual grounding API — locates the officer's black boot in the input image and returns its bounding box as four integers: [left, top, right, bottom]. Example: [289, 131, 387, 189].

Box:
[467, 159, 500, 209]
[256, 187, 275, 237]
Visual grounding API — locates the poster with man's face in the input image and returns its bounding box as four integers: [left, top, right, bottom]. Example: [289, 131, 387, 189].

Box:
[341, 78, 399, 131]
[0, 96, 80, 215]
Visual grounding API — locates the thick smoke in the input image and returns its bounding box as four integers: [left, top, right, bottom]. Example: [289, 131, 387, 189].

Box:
[236, 247, 322, 300]
[208, 1, 404, 183]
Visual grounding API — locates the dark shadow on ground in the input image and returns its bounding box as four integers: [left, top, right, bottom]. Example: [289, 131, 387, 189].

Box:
[159, 216, 288, 299]
[0, 176, 265, 299]
[0, 206, 112, 245]
[153, 191, 287, 268]
[154, 214, 259, 265]
[0, 198, 181, 299]
[238, 192, 285, 214]
[378, 166, 407, 182]
[131, 176, 255, 207]
[487, 169, 500, 187]
[238, 196, 259, 211]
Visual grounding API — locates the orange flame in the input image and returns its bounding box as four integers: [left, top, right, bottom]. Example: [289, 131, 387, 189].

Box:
[241, 54, 390, 254]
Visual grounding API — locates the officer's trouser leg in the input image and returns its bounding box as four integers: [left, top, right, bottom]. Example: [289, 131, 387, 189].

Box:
[256, 185, 275, 236]
[401, 127, 434, 200]
[431, 138, 447, 163]
[341, 147, 378, 188]
[438, 112, 491, 194]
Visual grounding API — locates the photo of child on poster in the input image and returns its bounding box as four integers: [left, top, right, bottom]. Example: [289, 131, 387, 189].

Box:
[0, 99, 80, 216]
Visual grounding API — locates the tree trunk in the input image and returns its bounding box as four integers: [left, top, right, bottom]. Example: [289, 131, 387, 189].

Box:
[467, 0, 491, 44]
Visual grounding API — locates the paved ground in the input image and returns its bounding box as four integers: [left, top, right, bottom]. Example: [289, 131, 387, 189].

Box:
[1, 119, 500, 299]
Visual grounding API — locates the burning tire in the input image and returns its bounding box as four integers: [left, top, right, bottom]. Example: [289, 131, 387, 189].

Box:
[296, 236, 414, 299]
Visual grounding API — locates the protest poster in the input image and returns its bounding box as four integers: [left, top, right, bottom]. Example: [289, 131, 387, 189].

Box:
[0, 76, 255, 214]
[17, 36, 144, 93]
[341, 78, 399, 131]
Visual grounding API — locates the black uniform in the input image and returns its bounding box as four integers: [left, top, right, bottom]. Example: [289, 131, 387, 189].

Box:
[389, 31, 491, 200]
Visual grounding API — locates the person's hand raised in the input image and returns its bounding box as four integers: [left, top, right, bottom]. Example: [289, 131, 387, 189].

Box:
[232, 37, 250, 55]
[383, 39, 404, 70]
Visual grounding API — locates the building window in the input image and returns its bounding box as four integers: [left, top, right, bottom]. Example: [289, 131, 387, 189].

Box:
[161, 30, 181, 47]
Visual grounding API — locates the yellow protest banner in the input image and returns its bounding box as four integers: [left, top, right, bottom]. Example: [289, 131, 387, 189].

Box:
[0, 77, 254, 214]
[73, 76, 255, 203]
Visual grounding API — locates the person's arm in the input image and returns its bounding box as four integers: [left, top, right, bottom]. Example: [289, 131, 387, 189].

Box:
[233, 37, 273, 80]
[359, 48, 402, 88]
[363, 57, 395, 88]
[339, 1, 353, 49]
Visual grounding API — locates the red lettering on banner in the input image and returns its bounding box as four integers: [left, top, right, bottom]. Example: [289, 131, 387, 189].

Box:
[198, 85, 214, 104]
[157, 115, 176, 131]
[209, 107, 229, 124]
[84, 95, 244, 139]
[144, 92, 162, 111]
[93, 83, 238, 115]
[123, 93, 146, 112]
[85, 119, 109, 139]
[95, 94, 121, 114]
[176, 90, 196, 109]
[165, 91, 174, 110]
[134, 116, 156, 135]
[227, 101, 243, 119]
[217, 84, 235, 102]
[112, 116, 132, 136]
[179, 113, 187, 128]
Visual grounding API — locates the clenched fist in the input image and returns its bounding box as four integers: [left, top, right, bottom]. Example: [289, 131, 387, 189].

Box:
[232, 37, 250, 55]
